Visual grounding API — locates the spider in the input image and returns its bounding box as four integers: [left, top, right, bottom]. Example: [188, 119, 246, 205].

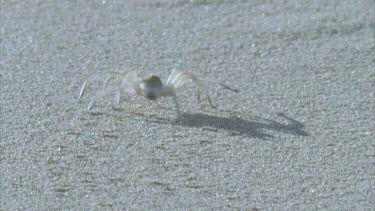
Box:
[78, 68, 238, 120]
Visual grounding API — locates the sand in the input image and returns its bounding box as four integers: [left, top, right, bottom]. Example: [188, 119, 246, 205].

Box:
[1, 0, 374, 209]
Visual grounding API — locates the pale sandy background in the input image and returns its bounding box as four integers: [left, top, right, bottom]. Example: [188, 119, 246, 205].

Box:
[1, 0, 374, 209]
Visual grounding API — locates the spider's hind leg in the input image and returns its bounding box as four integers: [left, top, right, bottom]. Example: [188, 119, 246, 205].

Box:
[206, 93, 216, 109]
[204, 90, 216, 109]
[196, 82, 216, 109]
[196, 87, 216, 108]
[196, 87, 201, 103]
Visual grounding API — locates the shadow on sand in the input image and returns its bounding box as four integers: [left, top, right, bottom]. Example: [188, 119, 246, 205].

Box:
[93, 107, 309, 139]
[173, 112, 309, 139]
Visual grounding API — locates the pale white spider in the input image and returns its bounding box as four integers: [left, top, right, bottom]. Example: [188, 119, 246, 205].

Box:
[78, 68, 238, 120]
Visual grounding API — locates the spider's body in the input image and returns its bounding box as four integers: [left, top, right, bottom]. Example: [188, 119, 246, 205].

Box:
[139, 75, 163, 100]
[78, 68, 238, 120]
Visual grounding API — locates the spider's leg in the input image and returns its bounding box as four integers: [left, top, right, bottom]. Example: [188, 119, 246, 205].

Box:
[78, 81, 89, 101]
[87, 84, 125, 110]
[115, 78, 122, 105]
[201, 78, 239, 93]
[165, 68, 179, 85]
[172, 93, 180, 120]
[160, 85, 181, 120]
[168, 69, 196, 89]
[103, 76, 112, 89]
[200, 79, 238, 108]
[196, 87, 201, 103]
[199, 82, 216, 108]
[170, 68, 238, 93]
[87, 87, 110, 110]
[198, 78, 238, 108]
[116, 90, 121, 105]
[78, 71, 126, 101]
[101, 75, 122, 103]
[207, 95, 215, 108]
[120, 68, 139, 89]
[165, 69, 216, 108]
[116, 68, 140, 104]
[165, 69, 238, 112]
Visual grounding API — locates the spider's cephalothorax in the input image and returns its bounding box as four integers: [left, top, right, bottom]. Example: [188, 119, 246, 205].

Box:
[139, 75, 163, 100]
[78, 68, 238, 120]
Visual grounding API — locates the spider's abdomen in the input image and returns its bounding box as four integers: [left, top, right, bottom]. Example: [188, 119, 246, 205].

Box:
[146, 92, 157, 100]
[140, 74, 163, 100]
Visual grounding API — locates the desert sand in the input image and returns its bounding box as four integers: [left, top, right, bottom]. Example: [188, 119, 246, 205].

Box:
[1, 0, 374, 209]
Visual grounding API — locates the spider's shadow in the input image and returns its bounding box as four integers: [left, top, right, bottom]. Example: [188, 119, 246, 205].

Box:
[167, 112, 309, 139]
[92, 107, 309, 139]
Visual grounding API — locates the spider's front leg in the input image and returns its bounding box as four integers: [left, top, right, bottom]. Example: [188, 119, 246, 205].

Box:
[78, 71, 125, 100]
[171, 93, 180, 120]
[78, 69, 139, 110]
